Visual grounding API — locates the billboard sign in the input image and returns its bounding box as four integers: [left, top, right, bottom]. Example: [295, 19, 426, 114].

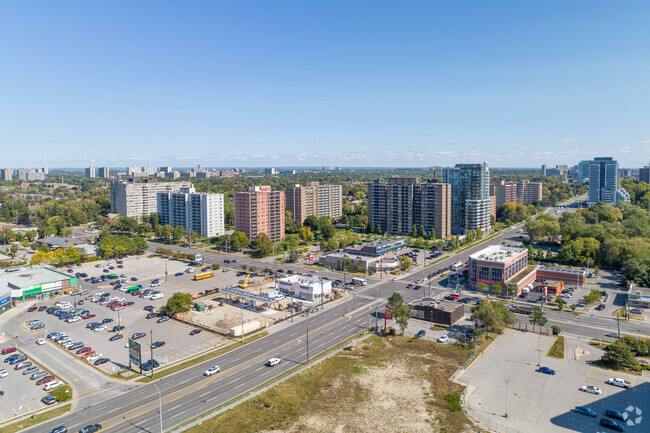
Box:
[0, 296, 10, 307]
[384, 309, 393, 320]
[194, 253, 203, 264]
[128, 339, 142, 365]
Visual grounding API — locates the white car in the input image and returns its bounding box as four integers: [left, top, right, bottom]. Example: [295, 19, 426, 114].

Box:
[87, 353, 102, 362]
[0, 369, 7, 378]
[150, 293, 164, 300]
[561, 293, 572, 298]
[437, 335, 449, 343]
[579, 385, 602, 395]
[93, 325, 107, 332]
[606, 378, 632, 389]
[44, 380, 63, 391]
[267, 358, 281, 367]
[185, 268, 195, 273]
[65, 316, 81, 323]
[57, 302, 72, 309]
[204, 366, 220, 376]
[35, 339, 45, 345]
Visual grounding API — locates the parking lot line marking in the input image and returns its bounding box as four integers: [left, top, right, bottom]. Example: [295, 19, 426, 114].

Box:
[73, 378, 79, 382]
[0, 411, 4, 421]
[24, 403, 31, 412]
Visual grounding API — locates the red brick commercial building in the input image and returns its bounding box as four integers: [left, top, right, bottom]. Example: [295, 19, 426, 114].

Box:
[490, 180, 543, 206]
[234, 186, 285, 243]
[468, 245, 585, 294]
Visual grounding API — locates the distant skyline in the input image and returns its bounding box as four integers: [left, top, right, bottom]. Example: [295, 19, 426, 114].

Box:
[2, 1, 650, 168]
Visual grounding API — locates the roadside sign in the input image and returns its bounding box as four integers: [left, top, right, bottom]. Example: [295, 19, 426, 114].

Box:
[194, 253, 203, 264]
[384, 309, 393, 320]
[128, 339, 141, 366]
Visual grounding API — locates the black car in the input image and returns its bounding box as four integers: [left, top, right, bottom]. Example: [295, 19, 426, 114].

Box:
[94, 358, 110, 365]
[42, 395, 58, 406]
[79, 424, 102, 433]
[146, 312, 158, 319]
[111, 325, 125, 332]
[130, 277, 138, 281]
[49, 426, 67, 433]
[109, 334, 123, 342]
[38, 306, 47, 311]
[102, 318, 113, 324]
[190, 329, 201, 336]
[131, 332, 146, 340]
[123, 301, 135, 307]
[416, 330, 426, 338]
[144, 305, 155, 312]
[150, 341, 165, 349]
[600, 418, 624, 432]
[605, 409, 626, 422]
[596, 304, 606, 311]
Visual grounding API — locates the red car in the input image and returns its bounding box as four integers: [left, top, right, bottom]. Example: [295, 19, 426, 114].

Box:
[1, 347, 17, 355]
[28, 306, 38, 312]
[406, 284, 414, 289]
[76, 347, 92, 355]
[36, 375, 56, 386]
[132, 291, 142, 296]
[83, 313, 96, 319]
[449, 294, 460, 300]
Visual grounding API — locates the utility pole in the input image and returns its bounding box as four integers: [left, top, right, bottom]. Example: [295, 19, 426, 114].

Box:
[504, 380, 509, 418]
[616, 310, 621, 337]
[165, 260, 168, 283]
[537, 335, 541, 366]
[150, 328, 154, 378]
[306, 326, 309, 364]
[152, 382, 163, 433]
[320, 278, 324, 310]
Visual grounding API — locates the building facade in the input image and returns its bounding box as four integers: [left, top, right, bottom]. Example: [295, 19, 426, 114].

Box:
[99, 167, 110, 178]
[286, 182, 342, 224]
[587, 157, 630, 205]
[640, 166, 650, 184]
[85, 167, 96, 178]
[490, 180, 543, 206]
[110, 179, 193, 218]
[234, 186, 285, 243]
[158, 188, 225, 237]
[367, 178, 450, 238]
[0, 169, 12, 181]
[443, 163, 491, 235]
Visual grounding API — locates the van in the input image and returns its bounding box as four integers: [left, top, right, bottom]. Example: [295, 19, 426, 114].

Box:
[266, 358, 281, 367]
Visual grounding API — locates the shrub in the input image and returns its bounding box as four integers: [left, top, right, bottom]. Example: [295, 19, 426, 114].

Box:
[49, 385, 73, 402]
[551, 325, 561, 335]
[443, 392, 462, 412]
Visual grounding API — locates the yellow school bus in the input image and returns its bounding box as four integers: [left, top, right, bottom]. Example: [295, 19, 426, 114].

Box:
[194, 272, 214, 281]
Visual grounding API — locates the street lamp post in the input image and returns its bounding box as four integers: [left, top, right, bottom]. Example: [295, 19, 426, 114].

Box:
[537, 335, 541, 366]
[152, 382, 163, 433]
[504, 380, 509, 418]
[306, 325, 309, 364]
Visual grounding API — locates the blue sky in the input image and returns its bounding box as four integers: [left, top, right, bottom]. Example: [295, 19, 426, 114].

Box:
[1, 1, 649, 168]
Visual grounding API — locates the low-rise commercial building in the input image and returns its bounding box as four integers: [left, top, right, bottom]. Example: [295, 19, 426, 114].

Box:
[409, 299, 464, 326]
[317, 251, 400, 273]
[0, 265, 78, 303]
[627, 284, 650, 309]
[276, 275, 331, 300]
[343, 238, 408, 257]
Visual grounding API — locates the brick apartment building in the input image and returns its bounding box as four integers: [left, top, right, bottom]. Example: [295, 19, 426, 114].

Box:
[234, 186, 285, 243]
[490, 180, 543, 206]
[286, 182, 342, 224]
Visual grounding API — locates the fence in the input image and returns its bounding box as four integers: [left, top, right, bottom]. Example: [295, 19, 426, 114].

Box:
[507, 322, 553, 335]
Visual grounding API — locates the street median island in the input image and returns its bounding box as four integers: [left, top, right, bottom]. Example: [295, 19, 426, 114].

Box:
[181, 334, 476, 433]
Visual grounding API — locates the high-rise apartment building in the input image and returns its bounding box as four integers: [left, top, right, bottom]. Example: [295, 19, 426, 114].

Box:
[157, 187, 225, 237]
[235, 186, 285, 243]
[578, 160, 591, 183]
[443, 163, 491, 235]
[0, 169, 12, 181]
[367, 178, 450, 238]
[99, 167, 110, 178]
[490, 180, 543, 206]
[286, 182, 342, 224]
[110, 179, 193, 217]
[640, 165, 650, 184]
[85, 167, 96, 178]
[587, 157, 630, 205]
[17, 169, 45, 181]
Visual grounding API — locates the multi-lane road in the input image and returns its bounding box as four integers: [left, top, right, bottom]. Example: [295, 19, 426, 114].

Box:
[26, 213, 649, 433]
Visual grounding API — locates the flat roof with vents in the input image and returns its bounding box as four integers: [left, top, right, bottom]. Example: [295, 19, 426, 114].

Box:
[469, 245, 527, 264]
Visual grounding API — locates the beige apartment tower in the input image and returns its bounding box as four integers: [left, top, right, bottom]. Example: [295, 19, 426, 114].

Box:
[286, 182, 342, 224]
[110, 179, 193, 218]
[235, 186, 285, 243]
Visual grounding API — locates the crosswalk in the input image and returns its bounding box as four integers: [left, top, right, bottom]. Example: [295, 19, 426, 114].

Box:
[354, 294, 387, 302]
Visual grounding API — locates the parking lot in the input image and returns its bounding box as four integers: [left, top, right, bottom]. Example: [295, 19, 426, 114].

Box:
[458, 330, 649, 433]
[0, 346, 64, 421]
[20, 256, 244, 374]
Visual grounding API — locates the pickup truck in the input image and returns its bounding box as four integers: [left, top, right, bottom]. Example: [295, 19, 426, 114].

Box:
[606, 378, 632, 389]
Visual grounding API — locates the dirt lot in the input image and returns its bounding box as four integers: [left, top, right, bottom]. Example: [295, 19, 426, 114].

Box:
[186, 335, 479, 433]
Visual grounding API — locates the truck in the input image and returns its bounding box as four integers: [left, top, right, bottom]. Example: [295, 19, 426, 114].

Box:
[351, 277, 367, 286]
[514, 304, 533, 315]
[451, 261, 464, 271]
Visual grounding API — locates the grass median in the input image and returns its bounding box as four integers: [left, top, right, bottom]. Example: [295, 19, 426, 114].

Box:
[181, 334, 475, 433]
[547, 336, 565, 359]
[0, 404, 72, 433]
[136, 331, 269, 383]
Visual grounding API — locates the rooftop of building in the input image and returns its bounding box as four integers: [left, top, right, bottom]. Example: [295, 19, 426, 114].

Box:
[0, 265, 72, 290]
[278, 274, 324, 286]
[508, 265, 538, 284]
[539, 280, 563, 288]
[410, 299, 462, 312]
[628, 284, 650, 301]
[537, 266, 586, 276]
[363, 238, 408, 248]
[469, 245, 527, 263]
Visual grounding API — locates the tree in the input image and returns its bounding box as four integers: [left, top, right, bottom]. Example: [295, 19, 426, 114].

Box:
[601, 339, 637, 370]
[570, 304, 577, 312]
[529, 307, 548, 330]
[471, 301, 516, 332]
[288, 249, 299, 263]
[25, 230, 37, 242]
[299, 226, 314, 242]
[507, 285, 518, 300]
[489, 283, 502, 297]
[251, 233, 274, 258]
[387, 292, 404, 310]
[230, 231, 250, 250]
[326, 239, 339, 251]
[477, 282, 488, 294]
[320, 221, 337, 241]
[171, 226, 186, 243]
[162, 292, 193, 315]
[304, 215, 319, 231]
[394, 304, 411, 335]
[149, 212, 160, 227]
[557, 296, 565, 311]
[9, 243, 18, 257]
[399, 256, 411, 271]
[284, 234, 300, 250]
[187, 231, 199, 246]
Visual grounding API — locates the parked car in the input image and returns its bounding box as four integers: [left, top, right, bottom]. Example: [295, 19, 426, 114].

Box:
[605, 409, 627, 422]
[31, 371, 48, 380]
[0, 369, 7, 378]
[44, 380, 63, 391]
[606, 378, 632, 389]
[174, 272, 183, 276]
[42, 395, 58, 406]
[579, 385, 602, 395]
[596, 304, 606, 311]
[1, 347, 17, 355]
[190, 329, 201, 336]
[415, 330, 426, 338]
[630, 308, 644, 314]
[536, 366, 555, 375]
[437, 335, 449, 343]
[109, 334, 123, 342]
[94, 358, 110, 366]
[150, 341, 165, 349]
[36, 375, 56, 385]
[131, 332, 146, 340]
[599, 418, 624, 432]
[111, 325, 125, 332]
[157, 316, 170, 323]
